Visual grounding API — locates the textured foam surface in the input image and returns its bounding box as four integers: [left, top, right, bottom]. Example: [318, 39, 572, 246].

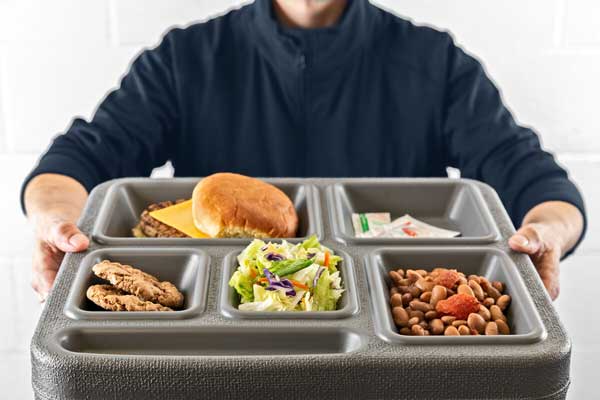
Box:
[31, 178, 570, 400]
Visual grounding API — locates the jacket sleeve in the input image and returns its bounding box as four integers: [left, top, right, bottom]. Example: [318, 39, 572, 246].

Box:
[442, 38, 587, 256]
[20, 29, 181, 211]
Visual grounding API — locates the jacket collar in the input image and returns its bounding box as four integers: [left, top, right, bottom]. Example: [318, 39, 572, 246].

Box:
[247, 0, 378, 74]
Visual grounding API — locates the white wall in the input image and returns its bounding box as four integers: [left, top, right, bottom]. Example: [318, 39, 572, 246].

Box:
[0, 0, 598, 242]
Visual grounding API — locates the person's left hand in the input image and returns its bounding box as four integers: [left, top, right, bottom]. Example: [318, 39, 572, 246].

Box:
[509, 222, 562, 300]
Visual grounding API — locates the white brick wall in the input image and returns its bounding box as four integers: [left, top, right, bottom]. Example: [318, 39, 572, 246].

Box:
[563, 0, 600, 46]
[109, 0, 243, 45]
[0, 54, 7, 152]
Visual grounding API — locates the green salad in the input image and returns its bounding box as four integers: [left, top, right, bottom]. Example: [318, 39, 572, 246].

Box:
[229, 235, 344, 312]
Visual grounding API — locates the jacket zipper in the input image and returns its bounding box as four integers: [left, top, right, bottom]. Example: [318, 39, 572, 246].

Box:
[299, 48, 308, 176]
[298, 51, 307, 176]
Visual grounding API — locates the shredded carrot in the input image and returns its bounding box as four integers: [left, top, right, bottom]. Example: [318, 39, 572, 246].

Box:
[258, 277, 268, 283]
[402, 228, 417, 237]
[249, 268, 257, 278]
[324, 251, 330, 268]
[289, 280, 309, 290]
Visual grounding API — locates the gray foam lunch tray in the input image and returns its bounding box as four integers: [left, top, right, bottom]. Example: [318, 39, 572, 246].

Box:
[31, 178, 571, 400]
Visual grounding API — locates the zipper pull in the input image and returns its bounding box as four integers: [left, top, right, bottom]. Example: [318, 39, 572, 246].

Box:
[298, 54, 306, 69]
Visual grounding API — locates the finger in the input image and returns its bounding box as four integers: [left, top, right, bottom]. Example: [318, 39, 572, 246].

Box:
[38, 268, 58, 300]
[509, 225, 543, 255]
[32, 241, 61, 273]
[48, 222, 89, 253]
[31, 263, 59, 302]
[30, 278, 45, 302]
[30, 264, 51, 301]
[31, 241, 63, 301]
[535, 252, 561, 301]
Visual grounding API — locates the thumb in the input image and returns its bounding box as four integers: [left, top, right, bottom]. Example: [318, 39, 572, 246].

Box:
[48, 221, 89, 253]
[509, 224, 543, 255]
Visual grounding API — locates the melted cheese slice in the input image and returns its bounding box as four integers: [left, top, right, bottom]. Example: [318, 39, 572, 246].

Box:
[149, 199, 210, 238]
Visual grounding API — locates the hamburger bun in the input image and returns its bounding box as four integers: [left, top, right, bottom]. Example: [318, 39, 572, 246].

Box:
[192, 173, 298, 238]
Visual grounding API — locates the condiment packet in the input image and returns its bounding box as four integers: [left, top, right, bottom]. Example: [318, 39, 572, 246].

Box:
[352, 213, 391, 238]
[352, 212, 461, 238]
[382, 214, 460, 238]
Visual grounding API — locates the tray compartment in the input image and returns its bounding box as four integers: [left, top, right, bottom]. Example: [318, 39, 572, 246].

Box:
[56, 327, 364, 356]
[366, 247, 547, 344]
[92, 178, 322, 245]
[328, 179, 500, 245]
[220, 248, 359, 319]
[64, 248, 209, 320]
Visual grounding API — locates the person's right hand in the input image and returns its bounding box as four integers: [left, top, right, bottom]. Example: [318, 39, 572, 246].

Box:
[31, 217, 89, 302]
[24, 173, 90, 302]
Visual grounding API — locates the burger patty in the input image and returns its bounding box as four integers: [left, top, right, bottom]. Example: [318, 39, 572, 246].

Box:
[132, 200, 190, 238]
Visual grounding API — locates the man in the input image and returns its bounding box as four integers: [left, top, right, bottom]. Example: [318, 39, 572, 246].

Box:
[22, 0, 585, 301]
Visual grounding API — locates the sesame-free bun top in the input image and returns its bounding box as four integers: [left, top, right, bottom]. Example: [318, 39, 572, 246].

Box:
[192, 173, 299, 238]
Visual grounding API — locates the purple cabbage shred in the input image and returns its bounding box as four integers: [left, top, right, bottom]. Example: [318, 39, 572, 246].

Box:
[263, 268, 296, 297]
[265, 253, 285, 261]
[313, 267, 326, 288]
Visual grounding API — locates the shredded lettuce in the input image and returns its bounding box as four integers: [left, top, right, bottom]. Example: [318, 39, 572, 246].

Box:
[238, 285, 288, 312]
[228, 270, 255, 304]
[328, 254, 342, 271]
[237, 239, 265, 265]
[313, 269, 344, 311]
[301, 235, 320, 250]
[229, 236, 344, 312]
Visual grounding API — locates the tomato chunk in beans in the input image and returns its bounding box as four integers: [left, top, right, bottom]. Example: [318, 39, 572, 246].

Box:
[433, 269, 461, 289]
[435, 293, 480, 320]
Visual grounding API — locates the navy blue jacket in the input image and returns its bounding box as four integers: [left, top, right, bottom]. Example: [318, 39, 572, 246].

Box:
[22, 0, 586, 251]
